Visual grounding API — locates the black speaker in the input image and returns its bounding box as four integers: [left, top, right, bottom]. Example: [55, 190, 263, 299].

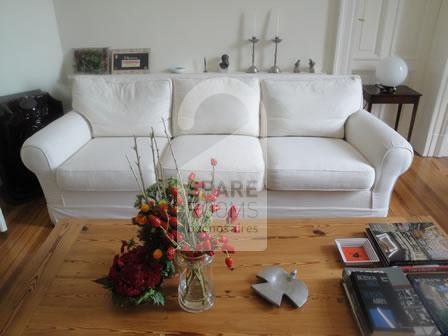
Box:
[0, 90, 63, 203]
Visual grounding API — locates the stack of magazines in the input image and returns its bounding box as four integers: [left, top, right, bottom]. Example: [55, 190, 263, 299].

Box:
[366, 222, 448, 266]
[342, 267, 441, 336]
[342, 221, 448, 335]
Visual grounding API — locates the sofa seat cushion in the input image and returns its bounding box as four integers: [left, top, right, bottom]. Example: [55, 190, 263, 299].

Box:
[262, 137, 375, 191]
[161, 135, 265, 192]
[56, 137, 168, 191]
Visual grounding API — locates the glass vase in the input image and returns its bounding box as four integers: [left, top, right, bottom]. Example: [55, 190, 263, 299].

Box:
[176, 252, 215, 313]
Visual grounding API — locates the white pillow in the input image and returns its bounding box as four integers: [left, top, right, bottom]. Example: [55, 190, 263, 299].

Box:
[172, 77, 260, 136]
[72, 76, 172, 137]
[261, 76, 363, 138]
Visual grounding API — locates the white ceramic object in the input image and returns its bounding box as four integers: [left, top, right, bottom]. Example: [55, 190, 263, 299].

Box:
[335, 238, 380, 266]
[170, 66, 187, 74]
[376, 56, 408, 88]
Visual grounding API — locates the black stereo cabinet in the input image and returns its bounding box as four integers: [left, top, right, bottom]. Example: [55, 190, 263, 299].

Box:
[0, 90, 63, 203]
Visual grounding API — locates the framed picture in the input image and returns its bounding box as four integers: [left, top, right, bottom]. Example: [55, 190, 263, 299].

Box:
[111, 48, 151, 74]
[73, 48, 109, 74]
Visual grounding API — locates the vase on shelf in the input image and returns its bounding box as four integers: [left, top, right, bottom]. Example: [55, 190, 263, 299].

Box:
[177, 252, 215, 313]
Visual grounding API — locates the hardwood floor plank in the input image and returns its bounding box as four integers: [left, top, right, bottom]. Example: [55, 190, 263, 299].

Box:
[0, 198, 52, 292]
[0, 220, 83, 336]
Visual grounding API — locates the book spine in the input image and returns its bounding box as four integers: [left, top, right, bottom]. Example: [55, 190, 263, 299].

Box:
[350, 273, 376, 333]
[341, 281, 368, 336]
[400, 265, 448, 273]
[350, 272, 411, 333]
[366, 229, 389, 266]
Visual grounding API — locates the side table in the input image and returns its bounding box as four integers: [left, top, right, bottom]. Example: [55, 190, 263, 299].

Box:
[362, 85, 422, 141]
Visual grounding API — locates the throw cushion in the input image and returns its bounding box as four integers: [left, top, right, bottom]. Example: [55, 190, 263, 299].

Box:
[261, 76, 363, 138]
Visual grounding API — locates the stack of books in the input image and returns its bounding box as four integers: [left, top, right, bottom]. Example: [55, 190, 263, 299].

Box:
[366, 222, 448, 266]
[342, 221, 448, 335]
[342, 267, 440, 335]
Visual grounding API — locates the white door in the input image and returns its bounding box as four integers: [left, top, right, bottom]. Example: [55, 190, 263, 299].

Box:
[334, 0, 441, 143]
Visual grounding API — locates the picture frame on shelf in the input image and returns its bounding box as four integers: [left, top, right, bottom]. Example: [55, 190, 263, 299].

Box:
[73, 47, 109, 74]
[111, 48, 150, 74]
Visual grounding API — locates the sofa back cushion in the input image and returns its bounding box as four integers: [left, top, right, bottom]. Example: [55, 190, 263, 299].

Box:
[172, 77, 260, 136]
[72, 76, 172, 137]
[261, 76, 362, 138]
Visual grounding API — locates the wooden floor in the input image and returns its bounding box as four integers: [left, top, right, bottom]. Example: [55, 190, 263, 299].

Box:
[1, 155, 447, 292]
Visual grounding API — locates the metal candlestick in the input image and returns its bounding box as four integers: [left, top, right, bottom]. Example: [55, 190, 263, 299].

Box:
[269, 36, 282, 73]
[247, 36, 260, 73]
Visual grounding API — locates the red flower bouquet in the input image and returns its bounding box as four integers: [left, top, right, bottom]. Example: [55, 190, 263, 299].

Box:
[105, 121, 237, 309]
[108, 243, 164, 305]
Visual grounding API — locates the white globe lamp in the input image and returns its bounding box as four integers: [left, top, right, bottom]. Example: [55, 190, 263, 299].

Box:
[375, 56, 408, 93]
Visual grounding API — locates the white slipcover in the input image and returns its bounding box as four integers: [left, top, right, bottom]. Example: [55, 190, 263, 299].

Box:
[161, 134, 265, 192]
[172, 77, 260, 136]
[73, 76, 172, 137]
[345, 110, 414, 209]
[262, 137, 375, 191]
[56, 137, 168, 192]
[261, 76, 362, 138]
[20, 74, 414, 223]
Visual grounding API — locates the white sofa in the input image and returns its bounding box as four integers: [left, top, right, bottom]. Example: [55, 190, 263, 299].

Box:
[21, 74, 413, 223]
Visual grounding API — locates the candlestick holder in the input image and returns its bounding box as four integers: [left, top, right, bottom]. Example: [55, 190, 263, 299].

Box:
[269, 36, 282, 73]
[247, 36, 260, 73]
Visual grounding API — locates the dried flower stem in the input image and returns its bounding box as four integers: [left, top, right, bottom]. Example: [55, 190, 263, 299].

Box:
[160, 221, 178, 247]
[162, 119, 196, 246]
[133, 136, 148, 192]
[151, 128, 166, 197]
[149, 133, 162, 197]
[125, 154, 148, 201]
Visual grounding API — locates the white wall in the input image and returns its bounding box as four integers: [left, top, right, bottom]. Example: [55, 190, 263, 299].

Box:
[2, 0, 446, 156]
[0, 0, 63, 97]
[52, 0, 339, 99]
[413, 0, 448, 156]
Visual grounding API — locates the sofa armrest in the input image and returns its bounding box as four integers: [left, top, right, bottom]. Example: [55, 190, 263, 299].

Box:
[345, 110, 413, 193]
[21, 111, 92, 173]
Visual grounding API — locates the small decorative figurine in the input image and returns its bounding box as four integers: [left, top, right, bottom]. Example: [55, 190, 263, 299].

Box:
[308, 59, 316, 73]
[294, 59, 301, 73]
[251, 266, 308, 308]
[203, 57, 208, 73]
[218, 54, 230, 72]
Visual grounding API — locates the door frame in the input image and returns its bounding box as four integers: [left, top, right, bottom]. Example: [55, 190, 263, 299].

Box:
[333, 0, 357, 75]
[427, 59, 448, 156]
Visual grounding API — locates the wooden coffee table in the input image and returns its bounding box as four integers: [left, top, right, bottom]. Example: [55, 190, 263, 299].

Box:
[0, 216, 434, 335]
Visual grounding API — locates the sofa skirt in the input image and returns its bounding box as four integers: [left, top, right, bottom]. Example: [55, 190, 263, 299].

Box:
[47, 189, 386, 223]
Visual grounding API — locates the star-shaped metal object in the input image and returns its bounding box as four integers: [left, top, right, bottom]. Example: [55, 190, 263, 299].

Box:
[251, 266, 308, 308]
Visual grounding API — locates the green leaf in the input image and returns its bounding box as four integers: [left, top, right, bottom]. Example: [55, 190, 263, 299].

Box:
[161, 260, 176, 278]
[135, 288, 165, 306]
[150, 290, 165, 306]
[111, 288, 165, 307]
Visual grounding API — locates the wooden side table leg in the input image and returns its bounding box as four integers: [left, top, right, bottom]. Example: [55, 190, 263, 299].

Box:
[395, 104, 403, 131]
[408, 102, 419, 141]
[366, 102, 373, 112]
